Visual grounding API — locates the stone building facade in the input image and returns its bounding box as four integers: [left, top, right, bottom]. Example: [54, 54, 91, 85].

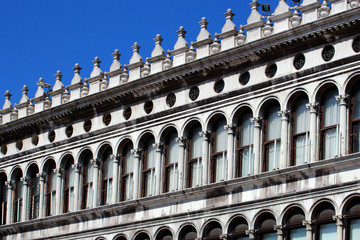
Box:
[0, 0, 360, 239]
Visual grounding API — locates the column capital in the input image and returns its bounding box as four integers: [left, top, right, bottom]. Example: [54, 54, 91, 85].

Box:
[36, 172, 45, 181]
[200, 130, 211, 141]
[21, 176, 31, 185]
[224, 124, 236, 135]
[91, 158, 101, 168]
[53, 168, 62, 177]
[131, 148, 141, 158]
[246, 229, 255, 240]
[250, 117, 262, 128]
[152, 143, 163, 152]
[220, 234, 229, 240]
[110, 154, 120, 163]
[335, 94, 349, 106]
[333, 215, 344, 226]
[176, 137, 186, 147]
[302, 220, 314, 230]
[5, 181, 14, 190]
[278, 110, 290, 121]
[274, 225, 283, 235]
[71, 163, 81, 172]
[306, 102, 319, 113]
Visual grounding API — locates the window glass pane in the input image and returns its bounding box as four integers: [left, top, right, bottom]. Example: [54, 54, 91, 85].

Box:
[240, 112, 254, 146]
[190, 126, 202, 159]
[50, 170, 57, 191]
[324, 128, 338, 159]
[86, 183, 93, 208]
[354, 90, 360, 120]
[294, 98, 310, 134]
[263, 232, 277, 240]
[51, 192, 56, 215]
[86, 161, 94, 183]
[319, 223, 336, 240]
[16, 180, 23, 197]
[107, 179, 112, 204]
[168, 132, 179, 164]
[215, 152, 227, 182]
[145, 170, 155, 196]
[145, 138, 156, 169]
[125, 145, 134, 173]
[168, 165, 179, 191]
[125, 174, 133, 200]
[268, 141, 281, 170]
[267, 106, 281, 140]
[323, 89, 339, 127]
[214, 119, 227, 152]
[241, 148, 254, 176]
[290, 228, 306, 240]
[104, 151, 113, 179]
[68, 167, 75, 188]
[350, 218, 360, 240]
[295, 134, 310, 165]
[191, 159, 202, 187]
[69, 188, 74, 212]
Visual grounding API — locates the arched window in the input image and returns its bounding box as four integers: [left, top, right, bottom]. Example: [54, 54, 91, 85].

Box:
[135, 232, 150, 240]
[237, 111, 254, 177]
[28, 166, 39, 220]
[211, 118, 228, 183]
[63, 158, 75, 213]
[320, 88, 340, 159]
[264, 105, 281, 171]
[350, 83, 360, 153]
[81, 153, 94, 209]
[164, 131, 179, 192]
[187, 125, 202, 188]
[203, 221, 222, 240]
[0, 174, 7, 225]
[283, 208, 306, 240]
[312, 202, 336, 240]
[291, 97, 310, 165]
[45, 161, 56, 216]
[255, 213, 277, 240]
[101, 148, 113, 205]
[13, 170, 23, 222]
[179, 225, 197, 240]
[156, 229, 173, 240]
[142, 137, 156, 197]
[344, 198, 360, 240]
[121, 142, 134, 201]
[228, 217, 249, 240]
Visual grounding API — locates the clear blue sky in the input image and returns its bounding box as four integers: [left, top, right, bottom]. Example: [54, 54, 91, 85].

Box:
[0, 0, 299, 105]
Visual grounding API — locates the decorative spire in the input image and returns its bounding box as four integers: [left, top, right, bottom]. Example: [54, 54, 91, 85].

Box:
[274, 0, 291, 16]
[71, 63, 83, 85]
[90, 56, 103, 78]
[19, 85, 30, 104]
[247, 0, 262, 24]
[151, 34, 165, 57]
[35, 78, 49, 98]
[2, 90, 12, 110]
[53, 70, 65, 92]
[221, 9, 237, 34]
[129, 42, 143, 64]
[110, 49, 122, 71]
[174, 26, 188, 50]
[196, 17, 211, 42]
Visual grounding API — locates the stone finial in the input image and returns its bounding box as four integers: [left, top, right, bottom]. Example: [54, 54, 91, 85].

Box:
[71, 63, 83, 85]
[174, 26, 188, 50]
[52, 70, 65, 92]
[196, 17, 211, 42]
[35, 78, 49, 98]
[62, 89, 70, 103]
[236, 25, 247, 45]
[210, 34, 221, 54]
[110, 49, 122, 72]
[90, 56, 103, 78]
[247, 0, 262, 24]
[2, 91, 12, 110]
[290, 9, 302, 28]
[129, 42, 143, 64]
[163, 53, 172, 70]
[19, 85, 30, 104]
[274, 0, 291, 16]
[221, 8, 237, 33]
[319, 1, 331, 18]
[142, 59, 151, 77]
[262, 18, 273, 37]
[186, 42, 196, 62]
[151, 34, 165, 57]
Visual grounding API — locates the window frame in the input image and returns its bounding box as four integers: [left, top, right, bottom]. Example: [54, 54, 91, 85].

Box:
[187, 126, 203, 188]
[45, 162, 56, 217]
[210, 119, 227, 183]
[121, 143, 134, 201]
[13, 174, 23, 223]
[100, 149, 113, 206]
[81, 155, 93, 210]
[142, 138, 156, 197]
[164, 131, 179, 192]
[63, 160, 74, 213]
[263, 106, 281, 172]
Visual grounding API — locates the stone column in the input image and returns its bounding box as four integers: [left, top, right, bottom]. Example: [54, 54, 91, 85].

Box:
[176, 137, 186, 190]
[246, 230, 255, 240]
[278, 110, 290, 168]
[131, 149, 141, 199]
[54, 168, 62, 215]
[37, 173, 45, 218]
[200, 131, 210, 184]
[153, 143, 162, 194]
[251, 117, 262, 174]
[225, 124, 235, 180]
[5, 181, 13, 224]
[21, 177, 30, 221]
[111, 155, 119, 204]
[303, 220, 313, 240]
[274, 225, 283, 240]
[306, 103, 318, 163]
[333, 215, 343, 240]
[91, 159, 100, 207]
[72, 164, 80, 211]
[336, 94, 348, 156]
